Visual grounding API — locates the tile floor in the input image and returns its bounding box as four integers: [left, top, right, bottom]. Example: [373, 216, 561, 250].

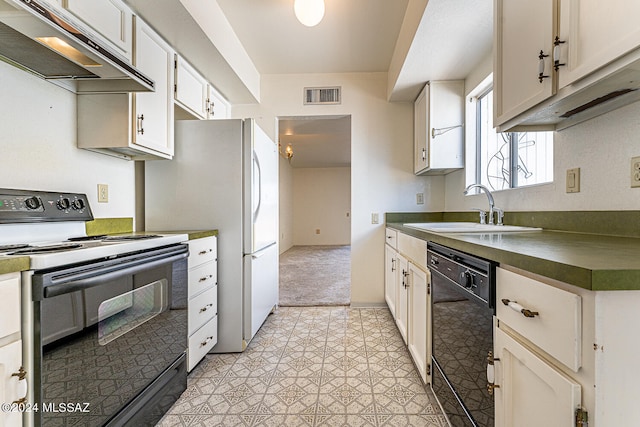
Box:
[159, 306, 448, 427]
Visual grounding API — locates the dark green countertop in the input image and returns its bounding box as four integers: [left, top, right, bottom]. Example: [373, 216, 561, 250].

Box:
[0, 256, 30, 274]
[387, 223, 640, 291]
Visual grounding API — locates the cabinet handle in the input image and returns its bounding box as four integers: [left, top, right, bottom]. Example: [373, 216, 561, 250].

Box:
[200, 336, 214, 347]
[11, 367, 28, 404]
[501, 298, 539, 318]
[553, 36, 566, 71]
[199, 275, 213, 282]
[538, 50, 550, 83]
[402, 269, 409, 288]
[136, 114, 144, 135]
[391, 258, 396, 272]
[486, 351, 500, 396]
[421, 147, 426, 161]
[205, 97, 211, 114]
[200, 303, 213, 313]
[198, 249, 213, 255]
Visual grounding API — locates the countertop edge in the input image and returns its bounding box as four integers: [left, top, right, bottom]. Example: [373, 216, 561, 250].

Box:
[386, 223, 640, 292]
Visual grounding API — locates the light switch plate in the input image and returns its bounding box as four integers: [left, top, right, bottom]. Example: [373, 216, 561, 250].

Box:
[371, 213, 379, 224]
[416, 193, 424, 205]
[566, 168, 580, 193]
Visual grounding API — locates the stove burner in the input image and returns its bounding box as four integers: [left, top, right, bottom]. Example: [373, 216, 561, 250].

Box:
[67, 235, 106, 242]
[9, 243, 84, 255]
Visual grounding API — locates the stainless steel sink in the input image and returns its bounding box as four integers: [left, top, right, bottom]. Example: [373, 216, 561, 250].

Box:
[403, 222, 541, 233]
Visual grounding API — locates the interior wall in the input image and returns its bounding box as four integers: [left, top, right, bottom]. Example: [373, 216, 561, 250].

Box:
[279, 157, 294, 253]
[445, 54, 640, 213]
[293, 167, 351, 245]
[0, 62, 136, 221]
[233, 72, 442, 306]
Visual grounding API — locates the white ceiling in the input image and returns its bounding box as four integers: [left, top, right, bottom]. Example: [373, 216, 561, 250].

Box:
[216, 0, 409, 75]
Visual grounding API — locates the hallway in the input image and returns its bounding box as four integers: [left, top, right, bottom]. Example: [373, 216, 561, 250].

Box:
[279, 246, 351, 306]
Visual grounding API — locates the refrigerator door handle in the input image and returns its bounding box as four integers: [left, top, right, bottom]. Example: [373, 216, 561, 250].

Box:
[253, 151, 262, 222]
[250, 243, 276, 259]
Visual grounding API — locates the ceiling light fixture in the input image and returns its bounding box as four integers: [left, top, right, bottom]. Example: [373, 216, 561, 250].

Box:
[294, 0, 325, 27]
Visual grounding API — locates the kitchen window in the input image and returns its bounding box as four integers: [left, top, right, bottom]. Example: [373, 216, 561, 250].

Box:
[467, 78, 554, 191]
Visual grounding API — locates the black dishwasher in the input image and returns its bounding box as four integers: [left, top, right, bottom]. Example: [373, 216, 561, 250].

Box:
[428, 242, 496, 427]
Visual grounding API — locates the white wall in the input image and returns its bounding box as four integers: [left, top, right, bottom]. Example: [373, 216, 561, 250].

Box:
[293, 167, 351, 245]
[233, 72, 441, 306]
[279, 157, 294, 253]
[0, 62, 137, 221]
[445, 55, 640, 213]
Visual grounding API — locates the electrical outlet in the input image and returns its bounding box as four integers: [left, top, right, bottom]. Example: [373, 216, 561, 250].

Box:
[416, 192, 424, 205]
[631, 156, 640, 188]
[98, 184, 109, 203]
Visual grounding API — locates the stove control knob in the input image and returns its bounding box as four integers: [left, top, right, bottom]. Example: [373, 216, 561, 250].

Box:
[72, 199, 85, 210]
[57, 198, 71, 210]
[24, 196, 41, 210]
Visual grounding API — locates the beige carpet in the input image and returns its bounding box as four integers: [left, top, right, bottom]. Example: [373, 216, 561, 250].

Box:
[279, 245, 351, 306]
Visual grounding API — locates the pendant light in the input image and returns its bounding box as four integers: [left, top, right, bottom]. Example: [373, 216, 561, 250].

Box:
[294, 0, 325, 27]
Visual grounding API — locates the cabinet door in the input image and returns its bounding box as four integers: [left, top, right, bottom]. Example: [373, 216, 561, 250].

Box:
[414, 84, 428, 174]
[494, 0, 555, 126]
[0, 341, 23, 427]
[175, 55, 208, 119]
[65, 0, 133, 60]
[396, 255, 409, 345]
[207, 85, 230, 119]
[384, 244, 398, 317]
[557, 0, 640, 88]
[494, 327, 581, 427]
[408, 263, 430, 384]
[133, 17, 174, 157]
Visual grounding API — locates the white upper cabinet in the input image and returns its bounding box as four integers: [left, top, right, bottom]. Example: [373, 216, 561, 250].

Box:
[556, 0, 640, 89]
[174, 54, 230, 120]
[495, 0, 640, 131]
[414, 81, 464, 175]
[77, 16, 175, 159]
[494, 0, 555, 126]
[133, 16, 174, 156]
[175, 55, 209, 119]
[64, 0, 133, 61]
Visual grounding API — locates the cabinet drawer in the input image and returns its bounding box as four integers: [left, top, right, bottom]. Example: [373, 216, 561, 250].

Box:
[188, 237, 217, 268]
[397, 233, 427, 270]
[188, 260, 217, 299]
[188, 285, 217, 335]
[385, 228, 398, 249]
[188, 316, 217, 371]
[496, 268, 581, 371]
[0, 273, 20, 340]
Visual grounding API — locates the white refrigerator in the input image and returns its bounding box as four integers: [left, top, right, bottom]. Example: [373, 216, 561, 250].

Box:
[145, 118, 279, 352]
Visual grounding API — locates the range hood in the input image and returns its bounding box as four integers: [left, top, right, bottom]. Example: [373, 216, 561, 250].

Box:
[0, 0, 154, 93]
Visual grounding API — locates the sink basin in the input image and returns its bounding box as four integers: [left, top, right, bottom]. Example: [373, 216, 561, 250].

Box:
[403, 222, 541, 233]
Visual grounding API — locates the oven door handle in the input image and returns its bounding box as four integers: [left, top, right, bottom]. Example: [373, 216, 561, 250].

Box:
[41, 251, 188, 299]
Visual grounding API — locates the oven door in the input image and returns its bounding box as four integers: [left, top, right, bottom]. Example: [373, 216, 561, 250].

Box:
[31, 244, 188, 427]
[431, 268, 494, 427]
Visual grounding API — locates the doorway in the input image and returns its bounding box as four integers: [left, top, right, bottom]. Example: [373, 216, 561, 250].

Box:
[277, 115, 352, 306]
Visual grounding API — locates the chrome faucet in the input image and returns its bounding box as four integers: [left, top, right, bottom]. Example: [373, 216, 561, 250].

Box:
[464, 184, 502, 225]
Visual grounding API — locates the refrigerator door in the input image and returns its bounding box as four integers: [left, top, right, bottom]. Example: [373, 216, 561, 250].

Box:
[243, 243, 279, 343]
[244, 120, 278, 254]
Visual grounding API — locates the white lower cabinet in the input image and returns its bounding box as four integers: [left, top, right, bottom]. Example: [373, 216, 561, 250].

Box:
[385, 230, 431, 385]
[407, 262, 430, 384]
[187, 236, 218, 371]
[494, 327, 581, 427]
[0, 272, 23, 427]
[384, 243, 398, 317]
[395, 254, 409, 345]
